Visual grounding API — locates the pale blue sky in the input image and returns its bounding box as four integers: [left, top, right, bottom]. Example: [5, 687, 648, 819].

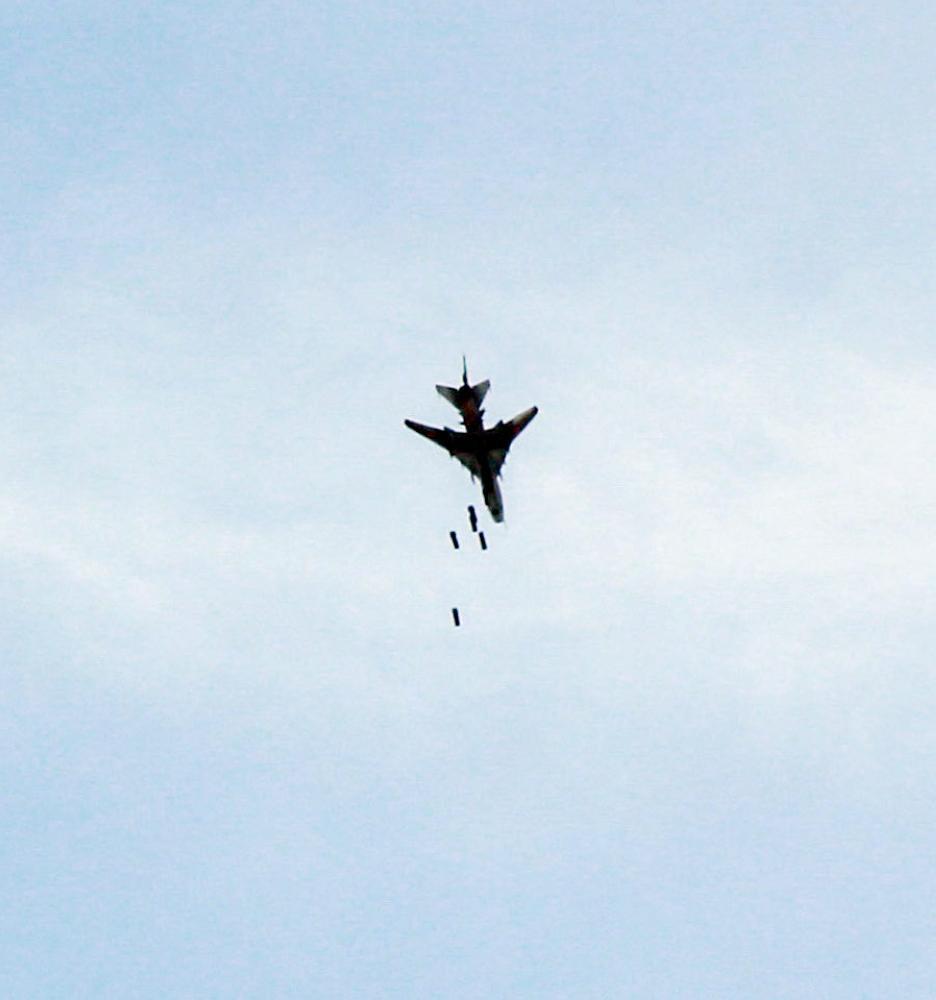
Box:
[3, 3, 936, 997]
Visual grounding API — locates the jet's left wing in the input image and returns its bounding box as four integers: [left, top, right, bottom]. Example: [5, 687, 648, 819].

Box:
[404, 420, 482, 478]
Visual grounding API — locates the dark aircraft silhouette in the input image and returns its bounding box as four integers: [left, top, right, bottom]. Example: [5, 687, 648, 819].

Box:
[405, 359, 538, 523]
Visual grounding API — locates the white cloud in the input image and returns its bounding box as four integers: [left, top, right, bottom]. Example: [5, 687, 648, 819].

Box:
[526, 349, 936, 594]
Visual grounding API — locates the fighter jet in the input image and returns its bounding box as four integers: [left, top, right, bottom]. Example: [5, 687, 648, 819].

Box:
[405, 359, 538, 523]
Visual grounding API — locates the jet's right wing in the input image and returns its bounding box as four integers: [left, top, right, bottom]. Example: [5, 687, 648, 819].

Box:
[404, 420, 482, 478]
[485, 406, 538, 476]
[503, 406, 538, 440]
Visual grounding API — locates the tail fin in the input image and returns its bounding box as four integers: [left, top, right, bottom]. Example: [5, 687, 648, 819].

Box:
[436, 359, 490, 410]
[435, 380, 491, 408]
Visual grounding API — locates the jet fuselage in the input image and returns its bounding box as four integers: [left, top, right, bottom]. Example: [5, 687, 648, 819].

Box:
[405, 362, 536, 523]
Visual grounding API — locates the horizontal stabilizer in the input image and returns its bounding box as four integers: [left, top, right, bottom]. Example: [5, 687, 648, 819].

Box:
[436, 380, 490, 409]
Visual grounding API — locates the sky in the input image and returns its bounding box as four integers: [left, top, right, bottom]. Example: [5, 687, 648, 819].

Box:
[3, 2, 936, 997]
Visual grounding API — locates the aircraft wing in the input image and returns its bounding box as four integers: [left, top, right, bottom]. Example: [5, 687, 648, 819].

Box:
[504, 406, 538, 439]
[485, 407, 538, 476]
[404, 420, 482, 478]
